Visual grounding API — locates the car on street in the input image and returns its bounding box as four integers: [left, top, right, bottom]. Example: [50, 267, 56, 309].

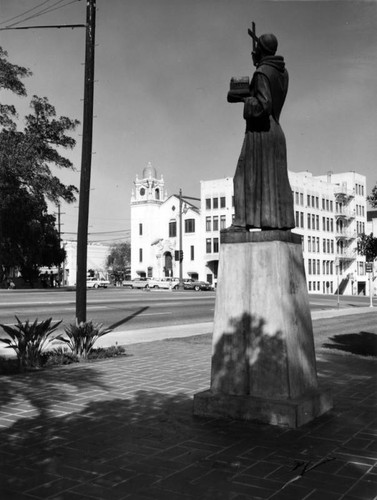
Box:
[183, 279, 213, 291]
[122, 278, 151, 289]
[148, 277, 180, 289]
[86, 277, 110, 288]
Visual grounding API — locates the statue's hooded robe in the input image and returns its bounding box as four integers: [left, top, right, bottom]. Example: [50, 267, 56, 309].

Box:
[233, 55, 295, 230]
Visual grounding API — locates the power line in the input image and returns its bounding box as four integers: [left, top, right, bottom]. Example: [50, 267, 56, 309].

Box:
[1, 0, 81, 29]
[0, 0, 52, 26]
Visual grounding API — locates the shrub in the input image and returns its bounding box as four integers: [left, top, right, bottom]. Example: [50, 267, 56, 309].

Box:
[55, 320, 111, 360]
[41, 347, 79, 367]
[0, 316, 62, 371]
[88, 343, 126, 360]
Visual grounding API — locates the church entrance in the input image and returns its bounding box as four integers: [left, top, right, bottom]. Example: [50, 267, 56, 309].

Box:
[164, 252, 173, 277]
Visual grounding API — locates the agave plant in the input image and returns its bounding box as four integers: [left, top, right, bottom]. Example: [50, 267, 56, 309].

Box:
[0, 317, 62, 371]
[56, 320, 110, 360]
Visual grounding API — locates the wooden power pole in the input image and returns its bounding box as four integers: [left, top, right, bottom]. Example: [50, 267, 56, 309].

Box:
[76, 0, 96, 323]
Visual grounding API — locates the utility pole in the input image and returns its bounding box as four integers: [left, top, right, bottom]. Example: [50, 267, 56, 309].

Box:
[179, 189, 183, 288]
[56, 202, 65, 287]
[76, 0, 96, 323]
[176, 189, 201, 290]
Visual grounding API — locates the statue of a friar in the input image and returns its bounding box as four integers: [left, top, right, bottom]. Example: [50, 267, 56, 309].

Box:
[226, 27, 295, 232]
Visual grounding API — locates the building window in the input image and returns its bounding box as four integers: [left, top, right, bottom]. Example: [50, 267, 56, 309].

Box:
[139, 248, 143, 262]
[307, 214, 311, 229]
[206, 238, 211, 253]
[300, 212, 304, 228]
[213, 238, 219, 253]
[213, 216, 219, 231]
[169, 220, 177, 237]
[295, 211, 300, 227]
[139, 223, 143, 236]
[220, 215, 226, 230]
[190, 245, 194, 261]
[307, 194, 311, 207]
[213, 197, 219, 209]
[308, 236, 311, 252]
[206, 198, 211, 210]
[185, 219, 195, 233]
[206, 217, 211, 232]
[155, 188, 160, 200]
[220, 196, 226, 208]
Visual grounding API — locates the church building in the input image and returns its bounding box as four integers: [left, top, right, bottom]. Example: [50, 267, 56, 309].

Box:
[130, 163, 203, 281]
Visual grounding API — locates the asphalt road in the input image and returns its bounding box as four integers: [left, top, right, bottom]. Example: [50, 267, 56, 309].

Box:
[0, 287, 374, 334]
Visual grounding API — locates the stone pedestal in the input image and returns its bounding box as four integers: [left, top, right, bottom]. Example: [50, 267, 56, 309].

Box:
[193, 230, 332, 428]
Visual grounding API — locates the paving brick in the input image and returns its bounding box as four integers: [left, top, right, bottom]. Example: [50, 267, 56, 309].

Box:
[0, 320, 376, 500]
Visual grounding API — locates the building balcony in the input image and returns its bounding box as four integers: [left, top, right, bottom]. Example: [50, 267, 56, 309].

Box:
[336, 249, 356, 261]
[335, 230, 357, 240]
[335, 209, 355, 220]
[334, 185, 355, 199]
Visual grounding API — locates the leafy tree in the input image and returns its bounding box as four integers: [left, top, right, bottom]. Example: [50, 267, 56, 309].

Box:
[106, 242, 131, 282]
[357, 233, 377, 263]
[367, 183, 377, 208]
[0, 47, 79, 284]
[0, 47, 31, 129]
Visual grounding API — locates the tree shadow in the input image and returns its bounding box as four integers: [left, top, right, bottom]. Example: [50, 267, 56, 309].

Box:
[211, 310, 318, 399]
[0, 364, 110, 418]
[323, 331, 377, 357]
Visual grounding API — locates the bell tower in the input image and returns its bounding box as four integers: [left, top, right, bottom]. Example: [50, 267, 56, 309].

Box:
[130, 163, 166, 277]
[132, 162, 165, 204]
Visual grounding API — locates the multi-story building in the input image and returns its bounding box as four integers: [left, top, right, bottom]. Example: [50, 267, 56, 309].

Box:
[131, 164, 368, 295]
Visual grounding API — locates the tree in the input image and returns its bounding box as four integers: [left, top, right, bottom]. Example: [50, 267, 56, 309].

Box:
[367, 183, 377, 208]
[106, 242, 131, 283]
[0, 47, 79, 284]
[0, 47, 31, 129]
[357, 233, 377, 263]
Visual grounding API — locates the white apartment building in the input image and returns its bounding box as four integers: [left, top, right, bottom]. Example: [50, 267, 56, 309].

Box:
[131, 164, 369, 295]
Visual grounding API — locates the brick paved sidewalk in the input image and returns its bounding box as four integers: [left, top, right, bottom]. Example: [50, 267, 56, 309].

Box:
[0, 335, 376, 499]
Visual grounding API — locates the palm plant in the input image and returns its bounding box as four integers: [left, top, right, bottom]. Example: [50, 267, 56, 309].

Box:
[0, 316, 62, 371]
[56, 320, 110, 360]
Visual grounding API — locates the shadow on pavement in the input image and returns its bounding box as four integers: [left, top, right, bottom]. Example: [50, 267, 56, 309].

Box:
[323, 331, 377, 357]
[108, 306, 149, 331]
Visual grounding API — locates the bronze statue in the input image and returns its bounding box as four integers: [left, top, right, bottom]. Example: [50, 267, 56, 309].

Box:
[226, 25, 295, 231]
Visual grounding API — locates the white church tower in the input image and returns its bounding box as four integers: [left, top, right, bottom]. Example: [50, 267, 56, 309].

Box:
[130, 163, 166, 277]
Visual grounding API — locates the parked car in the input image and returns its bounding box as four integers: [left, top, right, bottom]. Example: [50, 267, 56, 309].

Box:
[148, 277, 180, 289]
[183, 279, 213, 291]
[122, 278, 150, 289]
[86, 277, 110, 288]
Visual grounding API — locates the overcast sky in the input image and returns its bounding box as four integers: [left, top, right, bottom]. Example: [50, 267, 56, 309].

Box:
[1, 0, 376, 243]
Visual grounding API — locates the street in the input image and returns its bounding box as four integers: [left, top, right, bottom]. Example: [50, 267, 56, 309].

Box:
[0, 287, 375, 335]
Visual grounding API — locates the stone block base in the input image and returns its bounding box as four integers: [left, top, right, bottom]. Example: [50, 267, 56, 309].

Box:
[193, 388, 333, 428]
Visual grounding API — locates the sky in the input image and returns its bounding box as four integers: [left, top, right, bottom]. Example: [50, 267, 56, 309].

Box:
[1, 0, 376, 244]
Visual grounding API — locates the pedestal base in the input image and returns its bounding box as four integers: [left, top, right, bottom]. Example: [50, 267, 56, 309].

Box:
[193, 388, 333, 429]
[193, 230, 332, 428]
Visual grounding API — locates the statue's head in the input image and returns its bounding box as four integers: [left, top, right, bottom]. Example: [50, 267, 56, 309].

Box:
[252, 33, 278, 66]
